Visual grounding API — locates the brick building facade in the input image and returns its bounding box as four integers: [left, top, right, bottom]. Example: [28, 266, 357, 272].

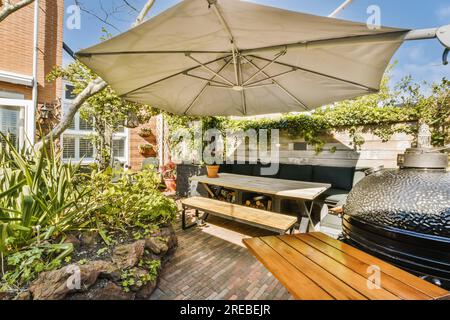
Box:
[0, 1, 161, 169]
[0, 0, 64, 146]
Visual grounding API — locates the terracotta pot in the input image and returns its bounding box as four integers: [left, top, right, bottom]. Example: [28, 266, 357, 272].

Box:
[206, 165, 220, 178]
[139, 148, 157, 158]
[164, 178, 177, 192]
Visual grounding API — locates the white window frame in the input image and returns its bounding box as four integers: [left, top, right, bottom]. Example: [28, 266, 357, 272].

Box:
[0, 98, 34, 147]
[61, 81, 129, 165]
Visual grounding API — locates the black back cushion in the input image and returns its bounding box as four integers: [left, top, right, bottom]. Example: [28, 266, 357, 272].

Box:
[219, 164, 233, 174]
[278, 164, 313, 182]
[312, 166, 355, 191]
[252, 163, 280, 178]
[232, 164, 255, 176]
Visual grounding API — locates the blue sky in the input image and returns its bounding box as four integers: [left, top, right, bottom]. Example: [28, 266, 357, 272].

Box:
[64, 0, 450, 86]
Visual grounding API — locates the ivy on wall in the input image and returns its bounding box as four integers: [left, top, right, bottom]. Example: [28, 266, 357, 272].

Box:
[165, 71, 449, 153]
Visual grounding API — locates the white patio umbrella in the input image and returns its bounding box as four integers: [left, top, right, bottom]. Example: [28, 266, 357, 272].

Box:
[77, 0, 450, 116]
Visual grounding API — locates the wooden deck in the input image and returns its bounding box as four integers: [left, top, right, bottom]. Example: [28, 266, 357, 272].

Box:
[244, 233, 450, 300]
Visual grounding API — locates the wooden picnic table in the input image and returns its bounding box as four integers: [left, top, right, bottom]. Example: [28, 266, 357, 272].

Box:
[191, 173, 331, 231]
[243, 232, 450, 300]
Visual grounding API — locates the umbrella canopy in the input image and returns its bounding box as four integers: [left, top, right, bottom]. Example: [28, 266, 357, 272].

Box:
[77, 0, 409, 116]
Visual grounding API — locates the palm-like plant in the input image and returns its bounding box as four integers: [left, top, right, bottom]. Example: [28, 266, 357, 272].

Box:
[0, 133, 91, 277]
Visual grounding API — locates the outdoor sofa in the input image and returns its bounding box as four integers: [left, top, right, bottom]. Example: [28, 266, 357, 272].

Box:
[219, 163, 370, 209]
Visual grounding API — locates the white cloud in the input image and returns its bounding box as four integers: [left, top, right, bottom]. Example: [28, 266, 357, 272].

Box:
[436, 6, 450, 20]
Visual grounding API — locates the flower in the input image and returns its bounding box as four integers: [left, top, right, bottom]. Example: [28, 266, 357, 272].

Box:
[160, 161, 176, 180]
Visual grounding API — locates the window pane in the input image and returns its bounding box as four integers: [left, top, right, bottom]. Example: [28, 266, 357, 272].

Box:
[113, 139, 125, 158]
[62, 137, 76, 159]
[116, 126, 125, 133]
[65, 85, 76, 100]
[0, 106, 19, 148]
[79, 117, 94, 131]
[79, 138, 94, 158]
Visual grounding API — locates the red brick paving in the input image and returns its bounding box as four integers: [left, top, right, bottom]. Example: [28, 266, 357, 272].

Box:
[150, 213, 293, 300]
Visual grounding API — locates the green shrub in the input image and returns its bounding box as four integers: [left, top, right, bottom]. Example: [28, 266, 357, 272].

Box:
[0, 134, 91, 287]
[85, 169, 177, 242]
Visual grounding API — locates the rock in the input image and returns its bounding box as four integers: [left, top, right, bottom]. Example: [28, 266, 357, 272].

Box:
[151, 225, 178, 251]
[145, 237, 169, 255]
[15, 291, 31, 300]
[64, 234, 81, 250]
[112, 241, 145, 269]
[79, 231, 100, 248]
[0, 292, 15, 300]
[69, 279, 135, 300]
[136, 280, 157, 300]
[29, 260, 115, 300]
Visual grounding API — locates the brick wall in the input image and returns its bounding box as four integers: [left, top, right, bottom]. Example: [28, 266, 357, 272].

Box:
[129, 117, 158, 171]
[0, 0, 64, 106]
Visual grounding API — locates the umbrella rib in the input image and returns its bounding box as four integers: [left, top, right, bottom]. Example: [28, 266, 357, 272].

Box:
[76, 50, 231, 57]
[187, 54, 235, 86]
[183, 59, 232, 115]
[243, 50, 286, 85]
[248, 54, 378, 92]
[240, 30, 408, 55]
[245, 69, 297, 87]
[121, 55, 231, 97]
[208, 0, 241, 86]
[182, 72, 231, 87]
[238, 56, 247, 115]
[242, 56, 310, 111]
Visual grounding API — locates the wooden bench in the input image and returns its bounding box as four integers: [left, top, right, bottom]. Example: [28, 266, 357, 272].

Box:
[181, 197, 297, 235]
[243, 232, 450, 300]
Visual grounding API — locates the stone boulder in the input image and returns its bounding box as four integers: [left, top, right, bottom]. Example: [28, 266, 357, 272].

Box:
[112, 240, 146, 269]
[68, 279, 135, 300]
[145, 237, 169, 255]
[29, 261, 115, 300]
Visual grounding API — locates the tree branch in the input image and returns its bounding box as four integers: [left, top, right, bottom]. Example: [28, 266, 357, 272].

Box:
[132, 0, 154, 27]
[37, 0, 156, 149]
[0, 0, 34, 23]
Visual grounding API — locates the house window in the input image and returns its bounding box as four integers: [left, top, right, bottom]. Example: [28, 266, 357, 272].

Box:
[61, 82, 128, 164]
[113, 138, 125, 158]
[62, 137, 76, 159]
[80, 138, 94, 158]
[0, 106, 20, 148]
[65, 85, 76, 100]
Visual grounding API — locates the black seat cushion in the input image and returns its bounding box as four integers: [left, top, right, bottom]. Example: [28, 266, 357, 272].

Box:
[232, 164, 255, 176]
[252, 163, 279, 178]
[319, 188, 349, 206]
[312, 166, 355, 191]
[219, 164, 233, 174]
[278, 164, 313, 182]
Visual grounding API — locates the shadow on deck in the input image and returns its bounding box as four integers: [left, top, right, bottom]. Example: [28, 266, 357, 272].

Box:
[150, 208, 293, 300]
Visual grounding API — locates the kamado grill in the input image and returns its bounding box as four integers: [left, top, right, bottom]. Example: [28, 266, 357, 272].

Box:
[342, 126, 450, 289]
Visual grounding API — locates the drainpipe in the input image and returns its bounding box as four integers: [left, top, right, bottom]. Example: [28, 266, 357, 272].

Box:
[158, 114, 165, 167]
[31, 0, 39, 146]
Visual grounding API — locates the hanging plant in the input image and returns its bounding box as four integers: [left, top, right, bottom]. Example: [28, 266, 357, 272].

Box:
[139, 144, 156, 157]
[139, 127, 154, 138]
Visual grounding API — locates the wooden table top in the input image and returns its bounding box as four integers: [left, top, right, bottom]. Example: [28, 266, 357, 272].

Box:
[191, 173, 331, 201]
[243, 233, 450, 300]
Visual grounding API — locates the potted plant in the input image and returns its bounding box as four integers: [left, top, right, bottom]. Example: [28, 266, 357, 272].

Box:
[206, 136, 220, 178]
[138, 144, 156, 157]
[139, 127, 154, 138]
[161, 161, 177, 192]
[206, 161, 220, 178]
